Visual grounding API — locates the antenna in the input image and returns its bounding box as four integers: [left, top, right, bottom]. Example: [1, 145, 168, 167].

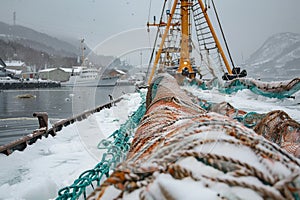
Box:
[80, 38, 85, 65]
[13, 11, 16, 25]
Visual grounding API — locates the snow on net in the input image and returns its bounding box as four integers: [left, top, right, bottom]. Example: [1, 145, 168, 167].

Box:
[188, 77, 300, 99]
[88, 74, 300, 200]
[188, 93, 300, 158]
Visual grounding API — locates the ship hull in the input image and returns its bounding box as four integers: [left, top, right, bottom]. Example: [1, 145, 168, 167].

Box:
[61, 75, 119, 87]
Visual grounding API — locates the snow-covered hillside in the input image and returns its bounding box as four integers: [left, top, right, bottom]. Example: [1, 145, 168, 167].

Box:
[0, 21, 79, 57]
[245, 32, 300, 80]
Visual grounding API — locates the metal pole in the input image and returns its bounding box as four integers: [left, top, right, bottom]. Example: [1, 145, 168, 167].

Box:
[147, 0, 179, 85]
[178, 0, 193, 74]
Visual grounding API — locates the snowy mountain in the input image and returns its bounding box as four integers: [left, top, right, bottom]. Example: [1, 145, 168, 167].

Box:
[0, 21, 79, 57]
[0, 21, 116, 69]
[245, 32, 300, 80]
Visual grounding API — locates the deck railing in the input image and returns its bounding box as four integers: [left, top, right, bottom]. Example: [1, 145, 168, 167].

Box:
[0, 98, 122, 155]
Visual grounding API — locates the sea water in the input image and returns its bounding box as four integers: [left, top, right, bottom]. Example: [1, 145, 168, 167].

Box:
[0, 85, 135, 145]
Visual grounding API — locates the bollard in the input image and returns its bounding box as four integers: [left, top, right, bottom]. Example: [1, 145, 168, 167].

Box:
[33, 112, 48, 130]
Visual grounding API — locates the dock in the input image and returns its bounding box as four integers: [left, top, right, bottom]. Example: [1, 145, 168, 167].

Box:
[0, 80, 60, 89]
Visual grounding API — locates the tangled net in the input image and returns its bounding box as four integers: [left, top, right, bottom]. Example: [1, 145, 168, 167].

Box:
[190, 96, 300, 158]
[254, 110, 300, 158]
[88, 74, 300, 200]
[184, 84, 300, 158]
[189, 77, 300, 99]
[221, 77, 300, 99]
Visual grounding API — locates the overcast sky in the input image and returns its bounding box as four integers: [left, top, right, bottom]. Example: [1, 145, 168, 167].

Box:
[0, 0, 299, 64]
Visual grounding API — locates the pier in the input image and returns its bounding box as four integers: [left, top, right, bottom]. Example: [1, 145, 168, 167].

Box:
[0, 81, 60, 89]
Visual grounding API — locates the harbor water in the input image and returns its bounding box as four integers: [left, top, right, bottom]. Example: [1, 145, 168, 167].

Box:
[0, 85, 135, 145]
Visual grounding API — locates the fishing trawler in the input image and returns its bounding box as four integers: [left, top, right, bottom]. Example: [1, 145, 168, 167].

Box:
[83, 1, 300, 199]
[144, 0, 299, 99]
[1, 1, 299, 199]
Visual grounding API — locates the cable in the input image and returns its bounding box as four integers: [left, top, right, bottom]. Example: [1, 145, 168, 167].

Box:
[211, 0, 235, 69]
[145, 0, 168, 81]
[148, 0, 153, 23]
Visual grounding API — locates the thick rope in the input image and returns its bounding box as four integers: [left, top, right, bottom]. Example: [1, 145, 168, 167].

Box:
[88, 74, 300, 200]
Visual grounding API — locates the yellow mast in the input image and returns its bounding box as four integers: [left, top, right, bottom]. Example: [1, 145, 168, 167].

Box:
[147, 0, 178, 85]
[147, 0, 233, 85]
[177, 0, 193, 75]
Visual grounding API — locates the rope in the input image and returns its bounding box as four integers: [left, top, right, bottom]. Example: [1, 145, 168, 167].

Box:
[185, 85, 300, 158]
[147, 0, 152, 23]
[89, 106, 300, 199]
[86, 74, 300, 199]
[211, 0, 235, 69]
